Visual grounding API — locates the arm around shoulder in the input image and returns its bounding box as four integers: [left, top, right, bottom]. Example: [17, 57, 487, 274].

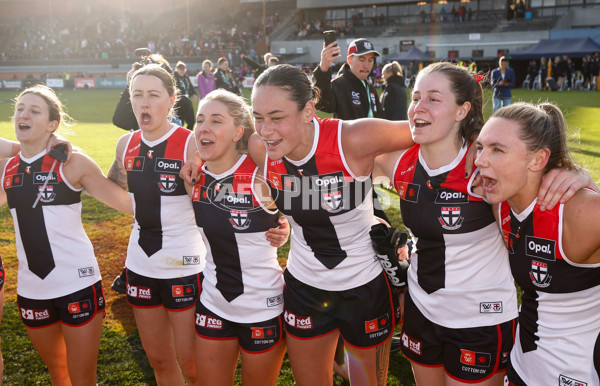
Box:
[63, 152, 133, 215]
[341, 119, 414, 177]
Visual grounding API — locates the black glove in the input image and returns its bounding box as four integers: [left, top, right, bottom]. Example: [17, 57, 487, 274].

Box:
[370, 223, 409, 288]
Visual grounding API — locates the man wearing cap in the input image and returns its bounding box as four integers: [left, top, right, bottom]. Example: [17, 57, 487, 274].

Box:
[490, 56, 515, 112]
[313, 37, 392, 386]
[314, 37, 391, 225]
[313, 38, 383, 120]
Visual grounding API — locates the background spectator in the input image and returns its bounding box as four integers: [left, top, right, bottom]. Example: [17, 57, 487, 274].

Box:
[491, 56, 515, 111]
[197, 59, 216, 99]
[174, 60, 198, 102]
[380, 61, 408, 120]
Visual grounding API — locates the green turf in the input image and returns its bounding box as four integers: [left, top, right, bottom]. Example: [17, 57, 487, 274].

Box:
[0, 87, 599, 384]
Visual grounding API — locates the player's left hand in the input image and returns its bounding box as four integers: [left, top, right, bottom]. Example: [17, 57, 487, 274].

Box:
[181, 150, 202, 185]
[46, 134, 73, 162]
[266, 217, 290, 247]
[538, 167, 598, 211]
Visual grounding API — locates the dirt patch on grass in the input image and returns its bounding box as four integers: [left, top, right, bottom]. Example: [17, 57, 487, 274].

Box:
[1, 214, 137, 334]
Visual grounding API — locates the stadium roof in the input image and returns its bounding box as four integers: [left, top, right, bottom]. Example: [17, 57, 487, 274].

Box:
[390, 46, 433, 62]
[509, 37, 600, 59]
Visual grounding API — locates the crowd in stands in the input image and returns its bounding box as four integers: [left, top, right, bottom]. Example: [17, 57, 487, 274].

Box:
[296, 4, 481, 39]
[0, 10, 279, 62]
[295, 18, 355, 40]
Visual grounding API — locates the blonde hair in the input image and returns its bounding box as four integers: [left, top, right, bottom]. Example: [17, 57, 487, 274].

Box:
[382, 61, 404, 78]
[198, 89, 254, 154]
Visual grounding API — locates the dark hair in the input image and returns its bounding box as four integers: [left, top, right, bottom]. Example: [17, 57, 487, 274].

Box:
[492, 102, 577, 172]
[217, 57, 228, 66]
[199, 89, 254, 154]
[417, 62, 484, 142]
[252, 64, 317, 111]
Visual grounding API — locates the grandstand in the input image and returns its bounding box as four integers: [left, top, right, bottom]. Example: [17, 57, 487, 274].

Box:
[0, 0, 599, 86]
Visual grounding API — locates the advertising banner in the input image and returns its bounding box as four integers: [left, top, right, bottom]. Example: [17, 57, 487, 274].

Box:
[2, 80, 22, 89]
[96, 77, 127, 89]
[75, 78, 97, 89]
[46, 78, 65, 88]
[242, 76, 255, 88]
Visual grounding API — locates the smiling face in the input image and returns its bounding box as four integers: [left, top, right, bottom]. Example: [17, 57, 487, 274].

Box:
[348, 53, 375, 81]
[252, 85, 314, 161]
[408, 71, 469, 147]
[195, 99, 243, 165]
[13, 93, 58, 146]
[475, 117, 543, 208]
[130, 74, 175, 139]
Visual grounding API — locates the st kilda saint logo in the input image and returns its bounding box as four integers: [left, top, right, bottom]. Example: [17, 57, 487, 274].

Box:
[158, 174, 177, 193]
[439, 206, 464, 230]
[37, 183, 57, 203]
[322, 190, 343, 213]
[230, 210, 251, 230]
[530, 260, 552, 287]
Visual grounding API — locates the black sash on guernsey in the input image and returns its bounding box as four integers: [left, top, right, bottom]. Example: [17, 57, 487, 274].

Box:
[395, 146, 495, 295]
[5, 156, 80, 279]
[282, 155, 346, 269]
[205, 227, 244, 302]
[269, 156, 370, 269]
[126, 139, 186, 257]
[192, 162, 279, 302]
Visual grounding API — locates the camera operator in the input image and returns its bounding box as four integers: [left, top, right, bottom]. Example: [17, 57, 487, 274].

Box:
[112, 50, 195, 131]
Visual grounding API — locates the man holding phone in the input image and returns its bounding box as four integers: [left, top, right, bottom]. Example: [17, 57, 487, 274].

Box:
[313, 35, 383, 120]
[312, 35, 392, 386]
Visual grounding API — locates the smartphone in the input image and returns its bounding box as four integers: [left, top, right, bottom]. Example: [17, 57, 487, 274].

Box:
[323, 30, 337, 47]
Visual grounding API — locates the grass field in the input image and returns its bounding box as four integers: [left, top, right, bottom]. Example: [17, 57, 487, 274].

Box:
[0, 87, 599, 385]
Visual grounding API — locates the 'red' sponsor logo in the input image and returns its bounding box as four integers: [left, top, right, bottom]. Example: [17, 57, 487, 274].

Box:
[284, 311, 313, 329]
